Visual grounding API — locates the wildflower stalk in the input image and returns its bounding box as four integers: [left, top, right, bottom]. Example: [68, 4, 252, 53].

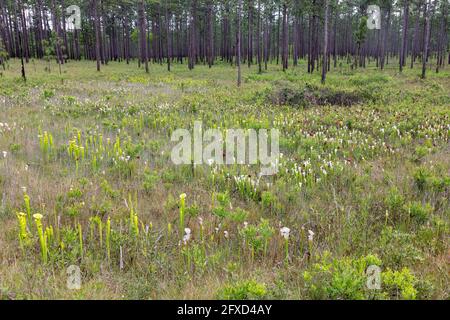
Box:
[200, 224, 206, 257]
[45, 226, 54, 246]
[98, 218, 103, 248]
[106, 217, 111, 262]
[134, 214, 139, 237]
[17, 212, 28, 251]
[284, 238, 289, 266]
[78, 223, 83, 259]
[186, 247, 191, 273]
[280, 227, 290, 266]
[23, 193, 31, 221]
[179, 193, 186, 238]
[33, 214, 47, 263]
[89, 218, 95, 242]
[307, 230, 314, 261]
[167, 223, 172, 237]
[39, 131, 54, 160]
[128, 194, 139, 237]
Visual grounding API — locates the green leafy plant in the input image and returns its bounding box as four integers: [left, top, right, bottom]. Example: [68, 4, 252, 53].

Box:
[382, 268, 418, 300]
[217, 279, 268, 300]
[405, 201, 433, 224]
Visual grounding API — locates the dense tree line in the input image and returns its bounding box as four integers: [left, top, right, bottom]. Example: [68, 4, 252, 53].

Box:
[0, 0, 448, 82]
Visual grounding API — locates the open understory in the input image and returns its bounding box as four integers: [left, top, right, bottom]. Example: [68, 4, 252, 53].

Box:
[0, 59, 449, 299]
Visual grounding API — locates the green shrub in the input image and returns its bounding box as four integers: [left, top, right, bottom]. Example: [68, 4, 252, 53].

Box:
[267, 81, 365, 107]
[413, 167, 431, 191]
[405, 201, 433, 224]
[42, 89, 55, 100]
[142, 170, 159, 193]
[185, 203, 200, 218]
[229, 208, 248, 223]
[217, 280, 268, 300]
[413, 146, 429, 162]
[378, 227, 423, 268]
[382, 268, 418, 300]
[261, 191, 279, 212]
[385, 187, 405, 215]
[303, 253, 382, 300]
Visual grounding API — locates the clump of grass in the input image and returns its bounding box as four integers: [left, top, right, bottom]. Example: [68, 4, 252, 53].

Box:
[90, 216, 103, 248]
[239, 219, 274, 262]
[38, 130, 54, 160]
[67, 139, 85, 173]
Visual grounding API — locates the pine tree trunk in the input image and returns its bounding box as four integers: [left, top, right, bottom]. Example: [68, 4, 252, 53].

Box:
[282, 2, 288, 71]
[189, 0, 197, 70]
[51, 0, 63, 65]
[138, 0, 148, 73]
[35, 0, 44, 58]
[13, 0, 26, 81]
[381, 6, 391, 70]
[322, 0, 328, 84]
[93, 0, 101, 71]
[400, 0, 410, 72]
[257, 0, 262, 73]
[207, 0, 214, 68]
[422, 0, 431, 79]
[19, 2, 29, 63]
[237, 0, 242, 86]
[166, 4, 171, 71]
[436, 1, 447, 72]
[411, 1, 422, 68]
[248, 0, 253, 67]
